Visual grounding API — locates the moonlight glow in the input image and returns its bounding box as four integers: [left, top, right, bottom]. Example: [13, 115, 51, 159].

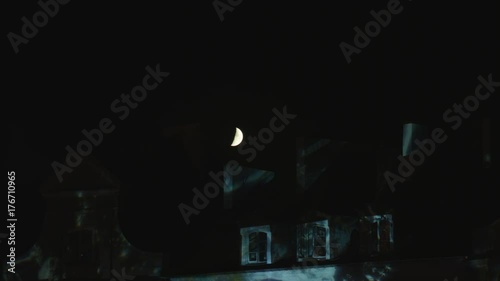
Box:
[231, 127, 243, 146]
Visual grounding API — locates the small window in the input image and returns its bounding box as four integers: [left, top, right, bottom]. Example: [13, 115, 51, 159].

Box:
[360, 214, 394, 254]
[297, 220, 330, 261]
[240, 225, 271, 265]
[314, 225, 327, 257]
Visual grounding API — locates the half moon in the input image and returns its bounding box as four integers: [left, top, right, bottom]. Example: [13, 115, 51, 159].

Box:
[231, 127, 243, 146]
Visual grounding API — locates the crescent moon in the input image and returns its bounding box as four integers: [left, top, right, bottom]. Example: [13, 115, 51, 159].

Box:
[231, 127, 243, 146]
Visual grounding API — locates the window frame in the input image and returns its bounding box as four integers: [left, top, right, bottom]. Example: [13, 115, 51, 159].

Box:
[361, 214, 394, 253]
[240, 225, 272, 265]
[297, 220, 330, 262]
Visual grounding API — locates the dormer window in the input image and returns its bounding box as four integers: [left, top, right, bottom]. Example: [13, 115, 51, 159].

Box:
[360, 214, 394, 254]
[297, 220, 330, 261]
[240, 225, 272, 265]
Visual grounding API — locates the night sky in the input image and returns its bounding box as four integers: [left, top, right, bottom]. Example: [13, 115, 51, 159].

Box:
[5, 0, 499, 268]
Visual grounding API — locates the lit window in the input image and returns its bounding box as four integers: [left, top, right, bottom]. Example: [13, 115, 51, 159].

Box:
[240, 225, 271, 265]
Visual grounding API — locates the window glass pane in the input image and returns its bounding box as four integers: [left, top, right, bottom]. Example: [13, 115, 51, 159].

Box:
[249, 232, 258, 252]
[308, 227, 314, 257]
[248, 232, 267, 262]
[297, 226, 306, 258]
[259, 251, 266, 261]
[314, 226, 327, 257]
[258, 233, 267, 262]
